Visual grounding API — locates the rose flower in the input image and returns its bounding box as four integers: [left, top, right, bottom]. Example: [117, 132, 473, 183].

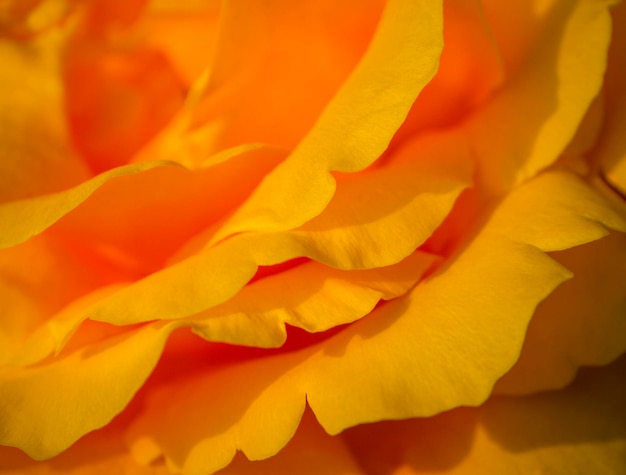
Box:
[1, 0, 625, 473]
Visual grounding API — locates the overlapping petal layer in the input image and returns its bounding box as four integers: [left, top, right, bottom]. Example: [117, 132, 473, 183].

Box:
[343, 354, 626, 474]
[471, 0, 613, 190]
[119, 168, 625, 474]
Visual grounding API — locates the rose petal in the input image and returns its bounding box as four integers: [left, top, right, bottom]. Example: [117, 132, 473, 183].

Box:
[495, 231, 626, 395]
[124, 216, 565, 472]
[343, 355, 626, 475]
[208, 0, 444, 241]
[0, 322, 177, 459]
[123, 168, 624, 473]
[215, 410, 364, 475]
[487, 171, 626, 251]
[471, 0, 614, 190]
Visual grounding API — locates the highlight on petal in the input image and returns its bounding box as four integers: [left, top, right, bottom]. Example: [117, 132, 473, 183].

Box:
[0, 322, 177, 459]
[343, 354, 626, 475]
[471, 0, 614, 190]
[209, 0, 444, 241]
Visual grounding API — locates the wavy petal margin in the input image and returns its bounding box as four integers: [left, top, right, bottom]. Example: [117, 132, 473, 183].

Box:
[122, 169, 626, 474]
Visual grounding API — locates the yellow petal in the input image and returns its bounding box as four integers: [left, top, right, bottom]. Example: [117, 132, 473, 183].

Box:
[216, 410, 364, 475]
[593, 1, 626, 196]
[124, 167, 626, 473]
[208, 0, 444, 241]
[487, 171, 626, 251]
[496, 231, 626, 395]
[0, 414, 171, 475]
[0, 322, 176, 459]
[471, 0, 614, 191]
[343, 355, 626, 475]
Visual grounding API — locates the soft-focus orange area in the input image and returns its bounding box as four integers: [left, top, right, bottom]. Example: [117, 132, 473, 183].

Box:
[190, 0, 385, 153]
[82, 0, 149, 34]
[141, 0, 221, 87]
[392, 0, 504, 142]
[480, 0, 548, 78]
[63, 41, 185, 174]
